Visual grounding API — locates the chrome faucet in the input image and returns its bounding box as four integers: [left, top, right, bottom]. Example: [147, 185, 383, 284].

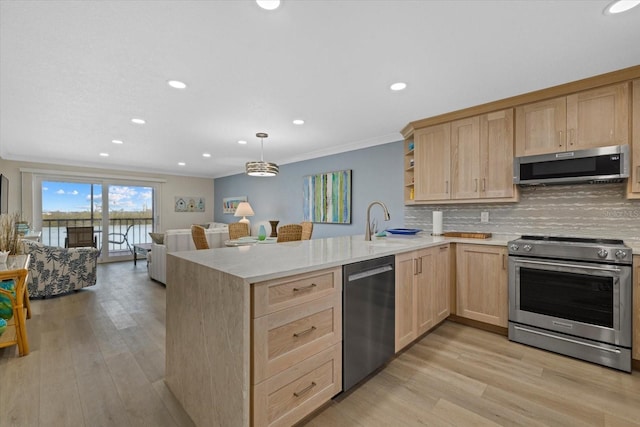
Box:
[365, 201, 391, 241]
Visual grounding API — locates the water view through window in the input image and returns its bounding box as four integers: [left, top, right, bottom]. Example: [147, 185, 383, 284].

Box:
[41, 180, 154, 256]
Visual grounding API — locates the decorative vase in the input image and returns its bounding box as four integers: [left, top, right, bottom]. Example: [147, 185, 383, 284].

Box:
[258, 225, 267, 241]
[269, 220, 279, 238]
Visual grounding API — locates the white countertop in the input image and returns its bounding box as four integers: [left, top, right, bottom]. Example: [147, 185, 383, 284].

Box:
[170, 233, 518, 284]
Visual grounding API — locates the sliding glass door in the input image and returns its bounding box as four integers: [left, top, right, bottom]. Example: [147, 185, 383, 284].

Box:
[38, 177, 156, 261]
[105, 184, 154, 258]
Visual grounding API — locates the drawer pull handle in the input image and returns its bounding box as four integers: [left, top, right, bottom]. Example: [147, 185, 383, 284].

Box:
[293, 326, 316, 338]
[293, 283, 317, 292]
[293, 382, 316, 397]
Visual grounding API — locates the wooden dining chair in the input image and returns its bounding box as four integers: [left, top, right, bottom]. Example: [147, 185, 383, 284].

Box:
[0, 267, 30, 356]
[191, 225, 209, 250]
[300, 221, 313, 240]
[228, 222, 249, 240]
[277, 224, 303, 243]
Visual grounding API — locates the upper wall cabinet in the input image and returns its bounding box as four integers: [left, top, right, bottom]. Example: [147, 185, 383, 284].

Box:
[407, 109, 516, 204]
[414, 123, 451, 201]
[515, 83, 629, 157]
[451, 109, 515, 200]
[629, 79, 640, 198]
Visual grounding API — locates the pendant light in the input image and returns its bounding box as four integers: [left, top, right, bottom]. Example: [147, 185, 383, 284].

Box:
[246, 132, 279, 177]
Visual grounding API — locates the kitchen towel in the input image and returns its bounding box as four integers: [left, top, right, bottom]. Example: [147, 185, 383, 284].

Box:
[433, 211, 443, 235]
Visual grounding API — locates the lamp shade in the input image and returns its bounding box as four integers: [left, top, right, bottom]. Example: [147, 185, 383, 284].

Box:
[234, 202, 255, 218]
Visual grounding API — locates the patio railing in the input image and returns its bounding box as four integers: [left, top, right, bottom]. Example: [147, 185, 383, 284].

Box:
[41, 217, 153, 253]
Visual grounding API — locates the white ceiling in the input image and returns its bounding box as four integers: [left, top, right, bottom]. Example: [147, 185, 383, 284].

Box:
[1, 1, 639, 179]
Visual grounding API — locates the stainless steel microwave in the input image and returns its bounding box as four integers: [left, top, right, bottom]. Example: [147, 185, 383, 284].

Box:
[513, 144, 629, 185]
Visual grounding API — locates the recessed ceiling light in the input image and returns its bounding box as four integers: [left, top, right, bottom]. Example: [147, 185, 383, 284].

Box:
[390, 82, 407, 91]
[604, 0, 640, 14]
[202, 153, 211, 158]
[131, 118, 146, 125]
[99, 152, 109, 157]
[178, 162, 186, 166]
[293, 119, 305, 125]
[237, 140, 248, 145]
[256, 0, 280, 10]
[168, 80, 187, 89]
[111, 139, 123, 144]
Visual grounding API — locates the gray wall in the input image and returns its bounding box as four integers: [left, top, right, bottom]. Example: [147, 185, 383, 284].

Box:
[214, 141, 405, 239]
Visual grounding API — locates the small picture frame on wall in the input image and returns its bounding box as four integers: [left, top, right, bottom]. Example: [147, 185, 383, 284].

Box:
[223, 196, 247, 214]
[175, 196, 205, 212]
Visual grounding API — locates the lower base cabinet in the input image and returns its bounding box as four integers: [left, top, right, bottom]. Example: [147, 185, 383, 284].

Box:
[252, 344, 342, 427]
[395, 244, 450, 352]
[456, 244, 508, 328]
[634, 256, 639, 361]
[251, 267, 342, 427]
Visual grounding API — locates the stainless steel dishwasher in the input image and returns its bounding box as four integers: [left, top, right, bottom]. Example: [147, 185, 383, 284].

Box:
[342, 255, 395, 392]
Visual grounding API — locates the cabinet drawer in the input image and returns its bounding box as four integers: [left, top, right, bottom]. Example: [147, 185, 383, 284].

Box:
[252, 267, 341, 317]
[253, 343, 342, 427]
[252, 292, 342, 384]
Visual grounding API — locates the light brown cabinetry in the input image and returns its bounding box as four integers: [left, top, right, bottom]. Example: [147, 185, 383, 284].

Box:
[395, 244, 450, 352]
[433, 244, 451, 324]
[251, 267, 342, 427]
[629, 80, 640, 197]
[633, 256, 639, 362]
[409, 109, 516, 204]
[515, 83, 629, 157]
[456, 244, 508, 328]
[413, 123, 451, 201]
[451, 109, 515, 200]
[404, 139, 415, 202]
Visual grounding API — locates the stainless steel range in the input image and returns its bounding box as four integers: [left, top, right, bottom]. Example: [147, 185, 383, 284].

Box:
[508, 235, 632, 372]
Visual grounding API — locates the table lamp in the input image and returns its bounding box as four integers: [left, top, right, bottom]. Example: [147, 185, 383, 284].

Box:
[234, 202, 255, 229]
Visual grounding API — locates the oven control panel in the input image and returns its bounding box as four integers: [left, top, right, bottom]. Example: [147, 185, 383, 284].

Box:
[507, 236, 632, 265]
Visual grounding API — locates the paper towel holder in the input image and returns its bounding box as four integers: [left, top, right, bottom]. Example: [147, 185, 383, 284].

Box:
[432, 210, 444, 236]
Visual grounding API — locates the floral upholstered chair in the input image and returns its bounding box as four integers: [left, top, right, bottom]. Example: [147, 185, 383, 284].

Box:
[21, 239, 100, 298]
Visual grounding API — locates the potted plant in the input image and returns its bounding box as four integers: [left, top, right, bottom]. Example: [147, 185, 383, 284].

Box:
[0, 212, 21, 262]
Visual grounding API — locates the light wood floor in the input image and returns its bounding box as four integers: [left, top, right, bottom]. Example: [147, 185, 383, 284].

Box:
[2, 261, 639, 427]
[305, 324, 640, 427]
[0, 261, 195, 427]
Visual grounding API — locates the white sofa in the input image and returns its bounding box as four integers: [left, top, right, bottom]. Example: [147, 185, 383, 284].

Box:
[148, 223, 229, 284]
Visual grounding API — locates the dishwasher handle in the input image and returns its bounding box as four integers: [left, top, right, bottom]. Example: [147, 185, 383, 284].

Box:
[347, 264, 393, 282]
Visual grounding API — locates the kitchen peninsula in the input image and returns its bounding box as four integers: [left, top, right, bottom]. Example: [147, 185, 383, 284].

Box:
[164, 233, 514, 427]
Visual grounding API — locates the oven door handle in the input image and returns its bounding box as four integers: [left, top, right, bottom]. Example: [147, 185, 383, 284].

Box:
[514, 258, 621, 273]
[513, 325, 622, 354]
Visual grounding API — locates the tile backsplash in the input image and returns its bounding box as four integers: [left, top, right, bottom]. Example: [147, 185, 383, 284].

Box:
[405, 184, 640, 244]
